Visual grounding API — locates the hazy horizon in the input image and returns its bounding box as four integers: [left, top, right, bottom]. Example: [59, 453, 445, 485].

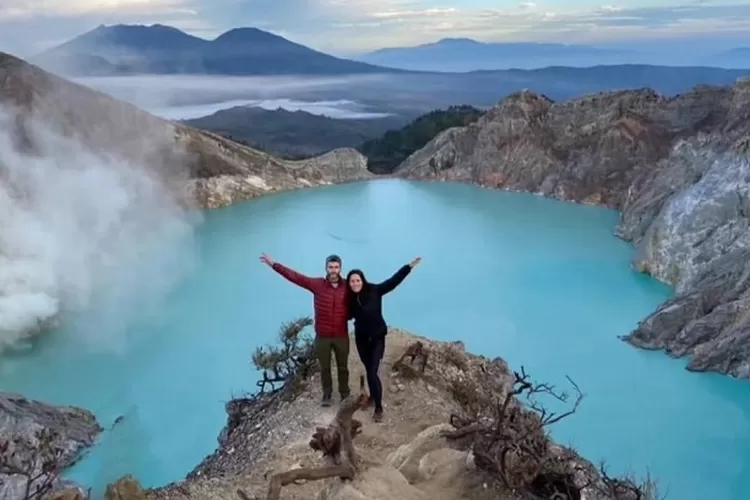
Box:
[1, 1, 750, 68]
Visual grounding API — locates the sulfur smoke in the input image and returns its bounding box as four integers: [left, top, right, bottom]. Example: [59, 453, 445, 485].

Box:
[0, 105, 199, 352]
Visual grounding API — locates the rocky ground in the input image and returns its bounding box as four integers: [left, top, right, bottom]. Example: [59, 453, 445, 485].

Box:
[0, 393, 102, 499]
[95, 329, 653, 500]
[395, 77, 750, 379]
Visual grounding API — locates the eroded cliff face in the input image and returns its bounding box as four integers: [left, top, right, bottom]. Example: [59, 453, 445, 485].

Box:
[397, 77, 750, 378]
[184, 142, 371, 209]
[0, 393, 102, 499]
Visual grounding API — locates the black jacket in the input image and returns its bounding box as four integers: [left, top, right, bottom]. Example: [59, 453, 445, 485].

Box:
[349, 265, 411, 341]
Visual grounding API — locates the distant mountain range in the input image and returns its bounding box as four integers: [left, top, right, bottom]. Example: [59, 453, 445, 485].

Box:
[32, 25, 750, 78]
[356, 38, 750, 72]
[357, 39, 631, 72]
[33, 24, 395, 76]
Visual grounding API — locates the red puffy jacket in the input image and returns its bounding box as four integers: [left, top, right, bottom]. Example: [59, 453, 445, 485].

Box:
[271, 263, 349, 338]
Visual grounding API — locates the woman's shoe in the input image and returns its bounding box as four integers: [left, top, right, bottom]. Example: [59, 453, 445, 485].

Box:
[372, 408, 383, 423]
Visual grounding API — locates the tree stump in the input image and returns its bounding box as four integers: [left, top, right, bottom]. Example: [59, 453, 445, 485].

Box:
[392, 341, 430, 378]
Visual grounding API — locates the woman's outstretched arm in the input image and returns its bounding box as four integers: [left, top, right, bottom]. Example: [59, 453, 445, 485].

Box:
[375, 257, 421, 295]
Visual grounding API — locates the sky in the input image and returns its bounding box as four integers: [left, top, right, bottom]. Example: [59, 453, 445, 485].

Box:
[1, 0, 750, 57]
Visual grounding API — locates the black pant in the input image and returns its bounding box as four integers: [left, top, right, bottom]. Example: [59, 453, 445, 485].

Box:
[355, 335, 386, 411]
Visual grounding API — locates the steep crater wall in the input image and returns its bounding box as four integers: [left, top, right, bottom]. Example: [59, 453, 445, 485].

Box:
[0, 52, 373, 210]
[396, 77, 750, 378]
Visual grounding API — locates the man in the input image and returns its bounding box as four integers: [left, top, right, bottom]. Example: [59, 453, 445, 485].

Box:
[260, 253, 350, 407]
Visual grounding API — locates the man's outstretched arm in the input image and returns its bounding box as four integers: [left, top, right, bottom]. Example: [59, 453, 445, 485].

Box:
[260, 253, 317, 292]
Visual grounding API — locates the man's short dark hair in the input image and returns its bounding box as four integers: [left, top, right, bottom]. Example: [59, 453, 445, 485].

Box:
[325, 254, 342, 264]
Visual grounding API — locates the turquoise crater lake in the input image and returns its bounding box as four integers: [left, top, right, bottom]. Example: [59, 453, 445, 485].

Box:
[1, 179, 750, 499]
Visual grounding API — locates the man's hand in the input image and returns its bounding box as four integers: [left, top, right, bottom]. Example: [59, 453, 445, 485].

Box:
[260, 253, 275, 267]
[409, 257, 422, 268]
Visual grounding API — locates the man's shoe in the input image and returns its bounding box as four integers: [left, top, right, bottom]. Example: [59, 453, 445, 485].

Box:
[340, 392, 351, 401]
[321, 396, 332, 407]
[372, 408, 383, 423]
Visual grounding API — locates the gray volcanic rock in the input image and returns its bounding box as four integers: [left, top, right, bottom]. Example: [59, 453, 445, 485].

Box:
[627, 248, 750, 377]
[0, 392, 102, 499]
[396, 77, 750, 378]
[186, 145, 371, 209]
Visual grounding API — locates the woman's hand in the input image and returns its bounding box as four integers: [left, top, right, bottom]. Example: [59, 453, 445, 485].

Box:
[409, 257, 422, 268]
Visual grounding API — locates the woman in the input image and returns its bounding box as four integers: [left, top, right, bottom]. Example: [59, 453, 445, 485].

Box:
[347, 257, 421, 422]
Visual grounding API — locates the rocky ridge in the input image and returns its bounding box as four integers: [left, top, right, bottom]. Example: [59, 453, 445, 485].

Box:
[396, 77, 750, 379]
[103, 329, 651, 500]
[0, 393, 102, 499]
[0, 52, 373, 211]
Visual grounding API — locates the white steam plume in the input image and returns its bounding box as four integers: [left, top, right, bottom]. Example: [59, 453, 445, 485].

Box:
[0, 105, 199, 352]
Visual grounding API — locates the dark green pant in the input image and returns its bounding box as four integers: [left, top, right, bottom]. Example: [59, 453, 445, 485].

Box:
[315, 336, 350, 399]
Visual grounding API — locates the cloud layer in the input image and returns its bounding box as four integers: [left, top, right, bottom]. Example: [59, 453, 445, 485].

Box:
[1, 2, 750, 63]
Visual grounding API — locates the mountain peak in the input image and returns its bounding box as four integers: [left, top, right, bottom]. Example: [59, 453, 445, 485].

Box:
[56, 23, 205, 53]
[87, 23, 190, 36]
[212, 27, 286, 44]
[434, 37, 482, 46]
[35, 23, 389, 76]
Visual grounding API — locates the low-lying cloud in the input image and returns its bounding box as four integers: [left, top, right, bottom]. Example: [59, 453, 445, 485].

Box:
[153, 98, 393, 120]
[0, 105, 198, 352]
[75, 73, 392, 107]
[73, 74, 397, 120]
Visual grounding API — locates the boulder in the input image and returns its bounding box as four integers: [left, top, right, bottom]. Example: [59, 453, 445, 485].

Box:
[386, 423, 453, 482]
[416, 448, 467, 483]
[105, 475, 146, 500]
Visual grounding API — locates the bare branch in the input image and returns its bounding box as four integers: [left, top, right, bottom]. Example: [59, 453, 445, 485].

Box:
[595, 462, 668, 500]
[440, 360, 660, 500]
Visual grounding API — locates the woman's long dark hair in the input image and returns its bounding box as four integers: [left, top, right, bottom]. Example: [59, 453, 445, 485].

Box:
[346, 269, 372, 310]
